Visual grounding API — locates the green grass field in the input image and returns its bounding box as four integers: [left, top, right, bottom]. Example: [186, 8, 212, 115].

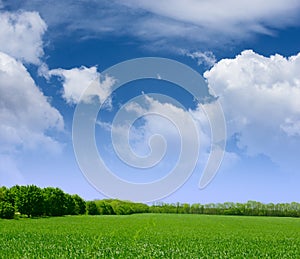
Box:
[0, 214, 299, 258]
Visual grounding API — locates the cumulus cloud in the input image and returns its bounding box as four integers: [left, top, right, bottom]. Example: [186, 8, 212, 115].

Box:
[204, 50, 300, 168]
[0, 52, 64, 153]
[0, 11, 46, 64]
[49, 66, 115, 105]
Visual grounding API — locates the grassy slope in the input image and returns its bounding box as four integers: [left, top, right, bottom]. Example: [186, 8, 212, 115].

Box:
[0, 214, 299, 258]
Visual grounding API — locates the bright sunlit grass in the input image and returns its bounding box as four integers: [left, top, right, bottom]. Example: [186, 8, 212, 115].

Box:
[0, 214, 299, 258]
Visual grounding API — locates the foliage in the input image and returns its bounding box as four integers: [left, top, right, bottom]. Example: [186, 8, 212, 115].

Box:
[0, 185, 87, 219]
[0, 214, 299, 258]
[150, 201, 300, 217]
[0, 201, 15, 219]
[0, 186, 18, 207]
[43, 187, 67, 216]
[64, 193, 76, 215]
[86, 201, 99, 215]
[87, 199, 149, 216]
[1, 185, 299, 219]
[15, 185, 44, 217]
[72, 194, 86, 215]
[94, 200, 114, 215]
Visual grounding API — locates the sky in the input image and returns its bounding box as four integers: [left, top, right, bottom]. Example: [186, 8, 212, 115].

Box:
[0, 0, 300, 204]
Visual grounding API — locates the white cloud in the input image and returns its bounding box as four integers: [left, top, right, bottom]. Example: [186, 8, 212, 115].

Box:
[10, 1, 300, 49]
[0, 11, 47, 64]
[280, 118, 300, 137]
[184, 50, 216, 67]
[204, 50, 300, 167]
[123, 95, 205, 147]
[125, 0, 300, 27]
[121, 0, 300, 44]
[0, 51, 64, 153]
[49, 66, 115, 105]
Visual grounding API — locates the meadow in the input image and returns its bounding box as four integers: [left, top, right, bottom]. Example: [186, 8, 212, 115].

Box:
[0, 214, 299, 258]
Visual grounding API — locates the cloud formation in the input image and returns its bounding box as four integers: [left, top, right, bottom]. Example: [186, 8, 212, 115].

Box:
[184, 50, 216, 67]
[0, 52, 64, 153]
[205, 50, 300, 168]
[7, 0, 300, 49]
[0, 11, 46, 64]
[123, 0, 300, 33]
[49, 66, 115, 105]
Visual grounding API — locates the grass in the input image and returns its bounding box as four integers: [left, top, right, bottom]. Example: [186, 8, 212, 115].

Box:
[0, 214, 299, 258]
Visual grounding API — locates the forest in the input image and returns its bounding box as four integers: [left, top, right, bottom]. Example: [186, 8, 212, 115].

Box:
[0, 185, 299, 219]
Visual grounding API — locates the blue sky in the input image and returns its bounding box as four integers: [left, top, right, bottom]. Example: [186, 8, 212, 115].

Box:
[0, 0, 300, 203]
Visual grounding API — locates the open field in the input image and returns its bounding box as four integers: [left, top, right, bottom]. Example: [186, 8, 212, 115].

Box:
[0, 214, 299, 258]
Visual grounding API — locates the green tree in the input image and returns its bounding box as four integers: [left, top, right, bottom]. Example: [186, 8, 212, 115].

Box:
[0, 185, 19, 208]
[65, 193, 76, 215]
[182, 203, 191, 214]
[0, 201, 15, 219]
[191, 203, 201, 214]
[43, 187, 66, 216]
[86, 201, 99, 215]
[72, 194, 86, 215]
[96, 200, 114, 215]
[15, 185, 44, 217]
[110, 200, 134, 215]
[7, 185, 20, 207]
[0, 186, 6, 201]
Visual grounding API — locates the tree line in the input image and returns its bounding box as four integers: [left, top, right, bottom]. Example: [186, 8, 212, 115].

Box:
[0, 185, 86, 219]
[149, 201, 300, 217]
[88, 200, 300, 217]
[1, 185, 299, 219]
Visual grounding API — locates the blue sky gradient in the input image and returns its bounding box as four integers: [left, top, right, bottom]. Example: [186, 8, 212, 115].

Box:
[0, 0, 300, 203]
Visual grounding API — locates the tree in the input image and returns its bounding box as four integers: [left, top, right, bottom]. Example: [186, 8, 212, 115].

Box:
[96, 200, 114, 215]
[182, 203, 191, 214]
[0, 186, 6, 201]
[0, 201, 15, 219]
[65, 193, 76, 215]
[0, 186, 19, 208]
[7, 185, 20, 207]
[15, 185, 44, 217]
[86, 201, 99, 215]
[110, 200, 135, 215]
[43, 187, 66, 216]
[191, 203, 201, 214]
[72, 194, 86, 215]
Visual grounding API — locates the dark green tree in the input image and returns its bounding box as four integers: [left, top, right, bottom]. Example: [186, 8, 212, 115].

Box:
[86, 201, 99, 215]
[72, 194, 86, 215]
[15, 185, 44, 217]
[1, 185, 20, 207]
[0, 201, 15, 219]
[65, 193, 76, 215]
[43, 187, 66, 216]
